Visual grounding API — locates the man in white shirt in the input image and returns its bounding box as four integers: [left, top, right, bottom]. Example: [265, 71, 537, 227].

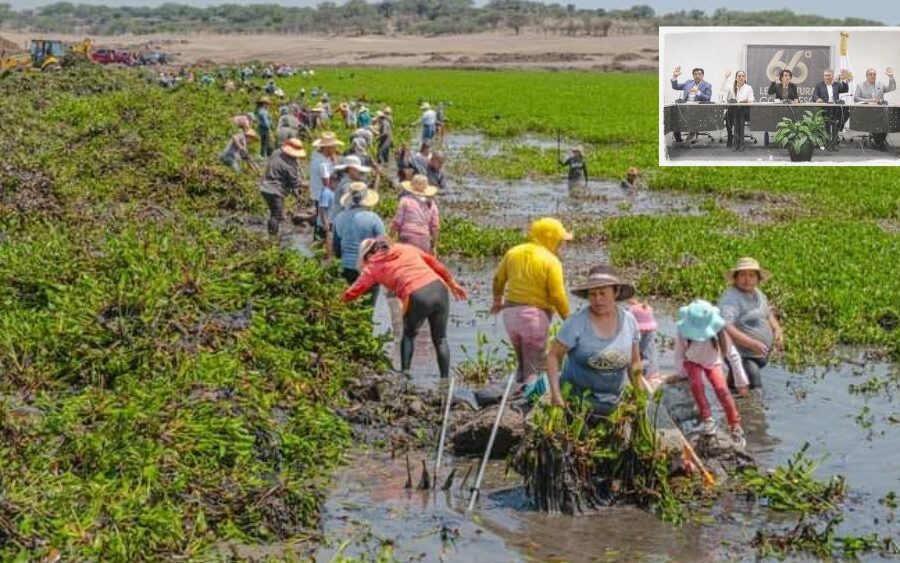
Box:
[309, 132, 344, 239]
[416, 102, 438, 143]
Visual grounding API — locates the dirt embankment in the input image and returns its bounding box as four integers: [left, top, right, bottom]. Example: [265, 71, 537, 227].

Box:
[1, 31, 659, 71]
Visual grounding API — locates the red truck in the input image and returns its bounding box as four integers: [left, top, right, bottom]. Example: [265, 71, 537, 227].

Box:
[91, 48, 136, 66]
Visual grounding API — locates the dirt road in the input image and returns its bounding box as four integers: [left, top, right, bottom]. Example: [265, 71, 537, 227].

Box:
[1, 31, 658, 71]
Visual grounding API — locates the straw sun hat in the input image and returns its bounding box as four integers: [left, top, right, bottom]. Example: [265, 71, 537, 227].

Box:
[400, 174, 438, 197]
[570, 266, 635, 300]
[725, 257, 771, 283]
[312, 131, 345, 149]
[340, 181, 379, 208]
[334, 155, 371, 173]
[282, 138, 306, 159]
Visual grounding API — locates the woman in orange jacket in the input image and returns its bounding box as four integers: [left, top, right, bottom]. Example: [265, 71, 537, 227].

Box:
[343, 236, 467, 379]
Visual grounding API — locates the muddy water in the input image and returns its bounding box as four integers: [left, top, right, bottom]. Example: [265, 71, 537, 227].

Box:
[437, 132, 777, 228]
[312, 132, 897, 561]
[321, 253, 899, 561]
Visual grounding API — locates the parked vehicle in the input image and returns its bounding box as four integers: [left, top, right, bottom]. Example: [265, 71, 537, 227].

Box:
[137, 51, 169, 66]
[1, 38, 91, 74]
[91, 48, 136, 66]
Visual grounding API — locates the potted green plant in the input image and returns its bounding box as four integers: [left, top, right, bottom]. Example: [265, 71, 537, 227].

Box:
[773, 110, 829, 162]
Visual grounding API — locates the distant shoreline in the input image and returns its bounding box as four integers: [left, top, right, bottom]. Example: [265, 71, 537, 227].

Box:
[1, 30, 659, 71]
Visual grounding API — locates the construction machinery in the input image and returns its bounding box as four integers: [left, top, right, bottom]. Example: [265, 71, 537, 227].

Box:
[1, 38, 93, 74]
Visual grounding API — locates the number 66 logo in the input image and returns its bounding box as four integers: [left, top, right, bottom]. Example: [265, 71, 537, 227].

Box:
[766, 50, 811, 82]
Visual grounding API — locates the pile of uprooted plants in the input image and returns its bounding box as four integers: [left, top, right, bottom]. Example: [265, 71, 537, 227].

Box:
[510, 386, 688, 521]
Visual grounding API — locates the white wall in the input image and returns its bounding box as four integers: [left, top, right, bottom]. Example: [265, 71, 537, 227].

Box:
[660, 27, 900, 105]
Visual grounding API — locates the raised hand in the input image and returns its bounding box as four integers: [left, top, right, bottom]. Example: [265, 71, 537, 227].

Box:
[887, 67, 894, 78]
[724, 69, 732, 78]
[673, 66, 682, 78]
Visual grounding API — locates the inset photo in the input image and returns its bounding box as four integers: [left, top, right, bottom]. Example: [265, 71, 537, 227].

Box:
[660, 27, 900, 165]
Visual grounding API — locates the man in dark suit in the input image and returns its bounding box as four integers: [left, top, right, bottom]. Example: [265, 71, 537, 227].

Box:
[813, 68, 850, 149]
[767, 69, 800, 101]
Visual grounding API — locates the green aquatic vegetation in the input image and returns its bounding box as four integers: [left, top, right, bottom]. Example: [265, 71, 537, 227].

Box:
[604, 212, 900, 366]
[848, 374, 899, 397]
[511, 384, 685, 523]
[752, 516, 899, 560]
[454, 331, 515, 385]
[854, 405, 874, 430]
[0, 68, 389, 560]
[735, 443, 847, 515]
[439, 216, 524, 258]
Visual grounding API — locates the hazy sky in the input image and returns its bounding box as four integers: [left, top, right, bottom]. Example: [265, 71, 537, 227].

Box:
[7, 0, 900, 24]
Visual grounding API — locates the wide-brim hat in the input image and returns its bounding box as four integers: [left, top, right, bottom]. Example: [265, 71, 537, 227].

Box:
[340, 181, 379, 208]
[245, 129, 259, 140]
[312, 132, 345, 149]
[282, 138, 306, 159]
[725, 257, 771, 283]
[383, 106, 393, 114]
[420, 102, 431, 110]
[571, 271, 635, 300]
[311, 102, 325, 112]
[676, 300, 726, 342]
[334, 155, 371, 173]
[258, 96, 271, 105]
[401, 174, 438, 197]
[572, 145, 585, 154]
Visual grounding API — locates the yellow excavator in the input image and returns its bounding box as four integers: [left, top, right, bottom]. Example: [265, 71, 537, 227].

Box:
[1, 38, 93, 74]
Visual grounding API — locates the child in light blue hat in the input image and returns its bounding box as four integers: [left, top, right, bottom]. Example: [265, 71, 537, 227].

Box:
[674, 299, 748, 448]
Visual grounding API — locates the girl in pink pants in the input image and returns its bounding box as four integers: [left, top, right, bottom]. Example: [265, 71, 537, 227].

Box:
[674, 300, 748, 447]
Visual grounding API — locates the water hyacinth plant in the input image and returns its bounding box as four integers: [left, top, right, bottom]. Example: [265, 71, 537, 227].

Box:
[511, 384, 684, 522]
[0, 67, 388, 560]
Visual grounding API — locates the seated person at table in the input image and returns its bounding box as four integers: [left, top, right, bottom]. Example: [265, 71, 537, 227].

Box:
[854, 67, 896, 151]
[814, 68, 850, 103]
[670, 66, 712, 143]
[768, 69, 799, 102]
[813, 69, 850, 149]
[722, 69, 754, 148]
